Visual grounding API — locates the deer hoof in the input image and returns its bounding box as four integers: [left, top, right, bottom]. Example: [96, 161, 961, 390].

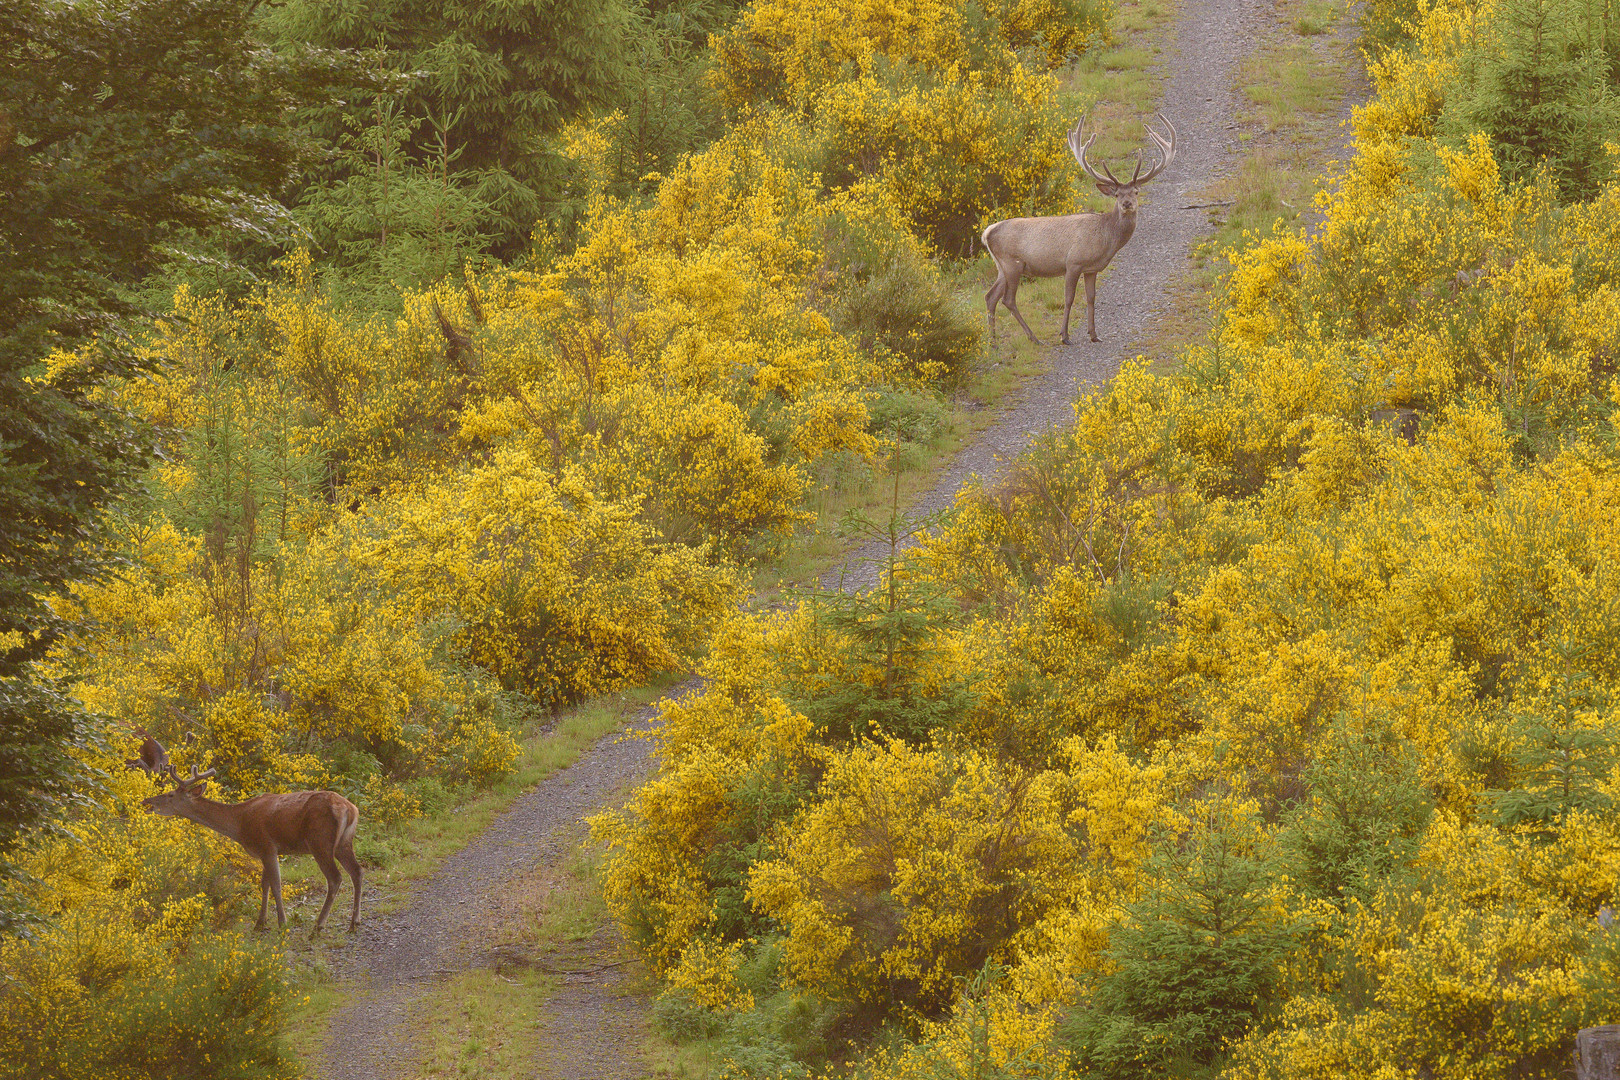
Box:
[1090, 335, 1101, 343]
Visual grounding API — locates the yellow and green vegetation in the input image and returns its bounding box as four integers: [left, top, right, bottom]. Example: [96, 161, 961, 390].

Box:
[4, 0, 1620, 1075]
[1, 0, 1110, 1075]
[589, 0, 1620, 1076]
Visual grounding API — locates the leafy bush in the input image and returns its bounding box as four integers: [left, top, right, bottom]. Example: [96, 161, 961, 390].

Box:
[867, 390, 952, 447]
[1062, 800, 1297, 1079]
[653, 987, 725, 1042]
[0, 926, 293, 1080]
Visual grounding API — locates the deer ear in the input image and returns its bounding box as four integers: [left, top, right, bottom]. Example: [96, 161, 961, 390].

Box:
[1093, 180, 1122, 197]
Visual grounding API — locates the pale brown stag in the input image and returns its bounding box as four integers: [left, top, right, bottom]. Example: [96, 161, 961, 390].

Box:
[143, 763, 363, 935]
[982, 113, 1178, 345]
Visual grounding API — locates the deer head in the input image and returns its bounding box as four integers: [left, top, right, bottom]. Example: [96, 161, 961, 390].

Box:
[1068, 113, 1178, 215]
[141, 764, 218, 817]
[124, 731, 170, 775]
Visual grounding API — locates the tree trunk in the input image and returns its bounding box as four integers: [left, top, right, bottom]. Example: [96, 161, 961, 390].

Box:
[1577, 1026, 1620, 1080]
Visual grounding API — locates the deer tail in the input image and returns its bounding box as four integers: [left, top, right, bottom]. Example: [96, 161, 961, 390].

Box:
[981, 221, 1002, 252]
[334, 799, 360, 853]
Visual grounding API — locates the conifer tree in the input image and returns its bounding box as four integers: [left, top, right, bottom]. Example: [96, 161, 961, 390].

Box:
[0, 0, 294, 932]
[1444, 0, 1619, 200]
[264, 0, 635, 253]
[1063, 798, 1296, 1079]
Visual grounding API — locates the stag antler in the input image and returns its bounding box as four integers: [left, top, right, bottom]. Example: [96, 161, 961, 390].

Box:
[166, 763, 217, 790]
[1133, 113, 1177, 184]
[1068, 113, 1178, 191]
[1068, 116, 1122, 189]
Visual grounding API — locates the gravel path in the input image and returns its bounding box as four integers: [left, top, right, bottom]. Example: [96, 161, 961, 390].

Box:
[832, 0, 1273, 589]
[314, 1, 1318, 1075]
[314, 697, 671, 1080]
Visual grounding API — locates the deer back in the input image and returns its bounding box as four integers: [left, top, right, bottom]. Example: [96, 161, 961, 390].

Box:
[233, 790, 357, 856]
[985, 211, 1133, 277]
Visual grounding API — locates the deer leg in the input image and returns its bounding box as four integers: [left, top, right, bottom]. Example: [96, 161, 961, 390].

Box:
[1003, 269, 1040, 344]
[1061, 267, 1082, 345]
[985, 268, 1005, 338]
[338, 840, 363, 931]
[256, 870, 272, 931]
[311, 849, 342, 936]
[1085, 273, 1100, 343]
[265, 855, 286, 928]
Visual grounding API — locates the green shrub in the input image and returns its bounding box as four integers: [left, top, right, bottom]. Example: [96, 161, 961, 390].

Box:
[868, 389, 951, 447]
[1062, 800, 1297, 1079]
[0, 928, 294, 1080]
[821, 215, 982, 388]
[404, 775, 455, 817]
[653, 987, 724, 1043]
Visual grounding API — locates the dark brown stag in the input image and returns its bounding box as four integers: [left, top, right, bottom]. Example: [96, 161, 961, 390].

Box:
[124, 729, 171, 775]
[143, 764, 363, 935]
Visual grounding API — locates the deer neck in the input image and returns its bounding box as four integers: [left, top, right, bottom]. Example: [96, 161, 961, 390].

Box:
[1111, 204, 1137, 245]
[177, 796, 247, 845]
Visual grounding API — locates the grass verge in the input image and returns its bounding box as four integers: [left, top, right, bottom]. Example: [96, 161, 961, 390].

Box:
[277, 678, 676, 1068]
[388, 838, 647, 1077]
[409, 968, 555, 1079]
[1132, 0, 1365, 373]
[760, 0, 1184, 594]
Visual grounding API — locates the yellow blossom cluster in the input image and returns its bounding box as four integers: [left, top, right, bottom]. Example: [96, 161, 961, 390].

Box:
[705, 0, 1107, 255]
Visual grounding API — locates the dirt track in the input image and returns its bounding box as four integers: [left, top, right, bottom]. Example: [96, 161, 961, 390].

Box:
[314, 1, 1341, 1074]
[834, 0, 1287, 588]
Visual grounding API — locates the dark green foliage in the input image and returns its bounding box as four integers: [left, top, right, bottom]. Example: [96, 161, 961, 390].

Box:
[715, 1009, 814, 1078]
[405, 775, 455, 816]
[1361, 0, 1425, 55]
[827, 255, 984, 388]
[263, 0, 636, 254]
[867, 389, 951, 448]
[817, 210, 983, 388]
[2, 0, 297, 355]
[1487, 646, 1617, 833]
[704, 760, 813, 940]
[0, 0, 297, 934]
[1063, 800, 1297, 1079]
[295, 81, 497, 303]
[589, 1, 734, 198]
[1283, 714, 1433, 907]
[789, 489, 976, 746]
[651, 943, 843, 1074]
[868, 388, 952, 446]
[653, 987, 726, 1042]
[1441, 0, 1619, 201]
